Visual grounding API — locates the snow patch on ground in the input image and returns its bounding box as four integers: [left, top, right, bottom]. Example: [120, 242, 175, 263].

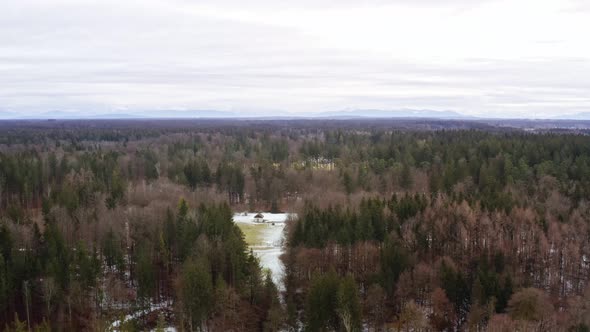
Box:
[255, 247, 284, 286]
[110, 301, 169, 330]
[233, 212, 294, 288]
[232, 212, 294, 224]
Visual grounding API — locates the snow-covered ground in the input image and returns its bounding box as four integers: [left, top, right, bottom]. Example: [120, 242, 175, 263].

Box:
[110, 301, 169, 330]
[233, 212, 294, 287]
[232, 212, 293, 224]
[255, 246, 284, 286]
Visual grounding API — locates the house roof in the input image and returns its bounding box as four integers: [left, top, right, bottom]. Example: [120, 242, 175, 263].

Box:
[254, 213, 264, 218]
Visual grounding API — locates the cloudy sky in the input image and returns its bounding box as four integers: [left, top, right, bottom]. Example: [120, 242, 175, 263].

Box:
[1, 0, 590, 118]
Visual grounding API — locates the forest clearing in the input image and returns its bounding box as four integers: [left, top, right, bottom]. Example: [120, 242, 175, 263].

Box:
[233, 213, 292, 287]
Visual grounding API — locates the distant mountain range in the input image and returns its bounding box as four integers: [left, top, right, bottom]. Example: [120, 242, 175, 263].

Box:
[0, 110, 20, 119]
[552, 112, 590, 120]
[0, 109, 238, 119]
[0, 108, 474, 119]
[1, 109, 589, 120]
[313, 109, 473, 119]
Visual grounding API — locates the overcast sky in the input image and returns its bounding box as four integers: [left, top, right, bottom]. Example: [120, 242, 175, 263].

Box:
[1, 0, 590, 118]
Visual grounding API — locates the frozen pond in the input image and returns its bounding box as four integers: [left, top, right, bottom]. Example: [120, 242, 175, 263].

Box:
[233, 212, 294, 288]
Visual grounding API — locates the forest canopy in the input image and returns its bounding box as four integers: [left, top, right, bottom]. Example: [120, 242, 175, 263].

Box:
[0, 119, 589, 331]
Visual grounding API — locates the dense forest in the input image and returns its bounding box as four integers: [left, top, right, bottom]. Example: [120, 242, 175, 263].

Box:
[0, 119, 589, 331]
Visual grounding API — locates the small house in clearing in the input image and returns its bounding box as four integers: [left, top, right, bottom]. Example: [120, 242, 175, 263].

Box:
[253, 213, 265, 223]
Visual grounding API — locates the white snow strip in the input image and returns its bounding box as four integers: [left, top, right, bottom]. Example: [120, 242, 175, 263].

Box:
[232, 212, 294, 224]
[233, 212, 295, 288]
[110, 301, 169, 330]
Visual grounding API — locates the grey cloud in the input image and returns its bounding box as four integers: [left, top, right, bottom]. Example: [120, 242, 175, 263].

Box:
[1, 0, 589, 118]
